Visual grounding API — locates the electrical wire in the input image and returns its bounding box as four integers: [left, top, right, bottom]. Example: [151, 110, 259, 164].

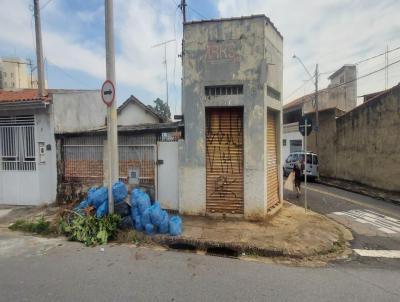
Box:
[325, 58, 400, 91]
[187, 4, 207, 20]
[355, 46, 400, 65]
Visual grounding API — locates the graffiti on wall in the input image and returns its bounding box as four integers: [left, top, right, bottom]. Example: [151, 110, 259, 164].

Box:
[206, 110, 243, 200]
[206, 41, 240, 64]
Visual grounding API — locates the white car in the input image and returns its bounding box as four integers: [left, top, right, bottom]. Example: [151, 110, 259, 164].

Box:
[283, 151, 319, 180]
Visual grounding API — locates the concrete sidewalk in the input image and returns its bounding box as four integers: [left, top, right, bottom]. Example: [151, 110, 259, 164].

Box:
[150, 202, 353, 259]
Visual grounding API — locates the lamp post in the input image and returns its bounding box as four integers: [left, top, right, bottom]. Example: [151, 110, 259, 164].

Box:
[293, 54, 319, 154]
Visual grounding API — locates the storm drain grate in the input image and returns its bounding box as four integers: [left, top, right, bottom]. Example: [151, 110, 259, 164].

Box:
[168, 243, 197, 252]
[206, 247, 239, 258]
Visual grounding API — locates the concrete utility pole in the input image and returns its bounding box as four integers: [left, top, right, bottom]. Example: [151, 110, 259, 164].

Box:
[33, 0, 45, 97]
[314, 64, 319, 154]
[105, 0, 119, 214]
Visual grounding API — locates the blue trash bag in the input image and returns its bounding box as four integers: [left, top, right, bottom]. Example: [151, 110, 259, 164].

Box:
[137, 192, 151, 215]
[112, 181, 128, 203]
[74, 198, 90, 211]
[131, 205, 139, 219]
[145, 223, 155, 235]
[135, 215, 143, 231]
[96, 200, 108, 218]
[130, 188, 142, 208]
[141, 208, 151, 228]
[158, 210, 169, 234]
[87, 187, 98, 206]
[149, 201, 163, 226]
[91, 187, 108, 209]
[169, 216, 182, 236]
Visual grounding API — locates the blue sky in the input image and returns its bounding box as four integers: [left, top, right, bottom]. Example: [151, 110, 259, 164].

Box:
[1, 0, 400, 115]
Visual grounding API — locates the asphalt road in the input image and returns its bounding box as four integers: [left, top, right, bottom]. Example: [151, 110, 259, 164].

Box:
[0, 231, 400, 302]
[284, 180, 400, 267]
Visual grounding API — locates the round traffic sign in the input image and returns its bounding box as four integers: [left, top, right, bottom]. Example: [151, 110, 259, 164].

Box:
[299, 116, 313, 137]
[101, 80, 115, 107]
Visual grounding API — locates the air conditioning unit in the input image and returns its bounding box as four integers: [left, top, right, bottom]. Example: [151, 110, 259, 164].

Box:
[128, 168, 140, 185]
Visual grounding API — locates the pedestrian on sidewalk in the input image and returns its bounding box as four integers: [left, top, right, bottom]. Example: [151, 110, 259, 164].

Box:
[293, 160, 303, 198]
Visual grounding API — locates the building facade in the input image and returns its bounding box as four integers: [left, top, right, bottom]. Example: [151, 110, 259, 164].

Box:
[282, 64, 357, 160]
[179, 15, 283, 220]
[0, 57, 42, 89]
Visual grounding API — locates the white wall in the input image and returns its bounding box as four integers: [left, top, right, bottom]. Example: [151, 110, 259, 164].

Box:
[0, 108, 57, 205]
[283, 126, 303, 163]
[118, 102, 159, 126]
[52, 90, 106, 134]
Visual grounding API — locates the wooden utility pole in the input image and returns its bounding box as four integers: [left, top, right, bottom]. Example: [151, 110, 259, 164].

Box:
[105, 0, 119, 214]
[33, 0, 45, 96]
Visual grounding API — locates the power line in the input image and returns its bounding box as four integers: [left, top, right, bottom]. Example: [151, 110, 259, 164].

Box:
[187, 4, 207, 20]
[285, 76, 315, 100]
[355, 45, 400, 65]
[326, 58, 400, 91]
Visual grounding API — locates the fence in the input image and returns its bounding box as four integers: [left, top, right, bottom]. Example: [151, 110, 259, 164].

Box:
[61, 134, 157, 186]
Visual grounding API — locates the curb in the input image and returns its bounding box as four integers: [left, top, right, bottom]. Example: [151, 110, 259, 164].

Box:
[316, 179, 400, 206]
[142, 233, 343, 259]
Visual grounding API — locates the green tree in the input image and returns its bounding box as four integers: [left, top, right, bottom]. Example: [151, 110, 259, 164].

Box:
[151, 98, 171, 121]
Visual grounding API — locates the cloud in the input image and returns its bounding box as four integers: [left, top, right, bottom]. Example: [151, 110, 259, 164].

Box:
[0, 0, 182, 103]
[217, 0, 400, 103]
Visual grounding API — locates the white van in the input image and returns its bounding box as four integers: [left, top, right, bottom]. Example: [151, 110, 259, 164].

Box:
[283, 151, 319, 180]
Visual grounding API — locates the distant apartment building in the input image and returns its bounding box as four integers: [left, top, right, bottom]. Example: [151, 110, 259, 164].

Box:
[0, 57, 44, 89]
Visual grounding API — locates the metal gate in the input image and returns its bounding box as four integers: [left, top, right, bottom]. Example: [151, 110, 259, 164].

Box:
[206, 107, 244, 214]
[266, 109, 280, 208]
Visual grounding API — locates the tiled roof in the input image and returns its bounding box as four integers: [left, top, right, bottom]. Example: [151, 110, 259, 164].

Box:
[283, 93, 313, 110]
[0, 89, 50, 103]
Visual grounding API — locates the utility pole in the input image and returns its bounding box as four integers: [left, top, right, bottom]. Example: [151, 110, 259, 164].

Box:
[180, 0, 187, 23]
[105, 0, 119, 214]
[33, 0, 45, 97]
[314, 64, 319, 154]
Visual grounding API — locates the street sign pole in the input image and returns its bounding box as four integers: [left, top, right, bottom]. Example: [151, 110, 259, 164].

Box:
[304, 119, 307, 213]
[299, 117, 312, 213]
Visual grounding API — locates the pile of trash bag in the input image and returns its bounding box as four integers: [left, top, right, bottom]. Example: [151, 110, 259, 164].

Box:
[74, 182, 182, 236]
[130, 188, 182, 236]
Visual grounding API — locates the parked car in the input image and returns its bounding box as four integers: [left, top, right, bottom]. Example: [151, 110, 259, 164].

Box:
[283, 151, 319, 180]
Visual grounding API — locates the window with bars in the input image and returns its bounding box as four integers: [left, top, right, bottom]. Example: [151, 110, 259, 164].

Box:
[0, 115, 36, 171]
[205, 85, 243, 97]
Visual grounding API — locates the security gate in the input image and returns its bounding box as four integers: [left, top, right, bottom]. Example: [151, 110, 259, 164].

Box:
[266, 109, 280, 208]
[206, 107, 244, 214]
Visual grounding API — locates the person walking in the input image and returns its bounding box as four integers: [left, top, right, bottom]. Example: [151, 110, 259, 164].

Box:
[293, 160, 304, 198]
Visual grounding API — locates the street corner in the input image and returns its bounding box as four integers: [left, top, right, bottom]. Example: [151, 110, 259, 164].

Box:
[270, 201, 354, 259]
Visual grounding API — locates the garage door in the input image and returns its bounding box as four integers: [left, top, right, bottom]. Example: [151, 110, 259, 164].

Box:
[206, 107, 244, 214]
[266, 110, 280, 209]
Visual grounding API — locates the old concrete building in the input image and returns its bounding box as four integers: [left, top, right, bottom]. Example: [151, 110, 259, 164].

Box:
[282, 65, 357, 160]
[179, 15, 283, 219]
[305, 83, 400, 192]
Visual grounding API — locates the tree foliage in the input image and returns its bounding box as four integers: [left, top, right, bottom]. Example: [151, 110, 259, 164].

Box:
[151, 98, 171, 121]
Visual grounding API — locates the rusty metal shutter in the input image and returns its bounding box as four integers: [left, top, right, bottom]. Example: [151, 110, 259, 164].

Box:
[206, 107, 244, 214]
[266, 110, 280, 209]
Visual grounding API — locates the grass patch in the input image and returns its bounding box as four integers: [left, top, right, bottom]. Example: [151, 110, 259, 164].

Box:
[9, 217, 52, 235]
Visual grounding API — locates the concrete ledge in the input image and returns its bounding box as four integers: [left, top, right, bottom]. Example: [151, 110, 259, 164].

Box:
[144, 201, 353, 259]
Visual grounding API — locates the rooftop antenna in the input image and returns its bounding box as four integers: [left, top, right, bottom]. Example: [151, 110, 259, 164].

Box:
[152, 39, 175, 106]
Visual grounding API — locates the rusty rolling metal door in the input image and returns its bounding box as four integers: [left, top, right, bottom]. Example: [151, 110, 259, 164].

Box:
[266, 110, 280, 209]
[206, 107, 244, 214]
